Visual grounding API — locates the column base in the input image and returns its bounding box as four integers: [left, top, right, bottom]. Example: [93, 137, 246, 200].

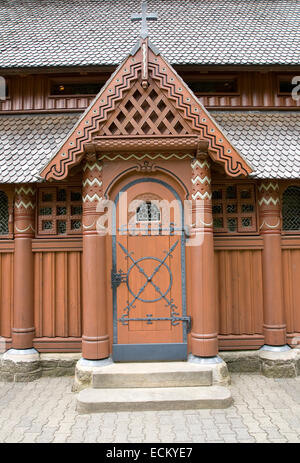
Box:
[188, 354, 230, 386]
[73, 356, 113, 392]
[259, 345, 297, 378]
[0, 348, 41, 382]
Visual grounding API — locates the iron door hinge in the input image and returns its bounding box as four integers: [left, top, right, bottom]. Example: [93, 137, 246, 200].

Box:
[183, 316, 192, 333]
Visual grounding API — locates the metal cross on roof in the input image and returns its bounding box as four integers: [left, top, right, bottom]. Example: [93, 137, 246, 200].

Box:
[131, 1, 158, 40]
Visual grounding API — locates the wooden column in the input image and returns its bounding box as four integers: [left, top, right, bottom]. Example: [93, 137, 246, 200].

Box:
[12, 185, 36, 349]
[82, 155, 109, 360]
[258, 181, 286, 346]
[190, 154, 218, 357]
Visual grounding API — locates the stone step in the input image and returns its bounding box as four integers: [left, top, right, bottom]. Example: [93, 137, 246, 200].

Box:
[92, 361, 213, 389]
[77, 386, 232, 413]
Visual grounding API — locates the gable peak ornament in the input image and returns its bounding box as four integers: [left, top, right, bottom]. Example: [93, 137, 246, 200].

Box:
[131, 1, 158, 88]
[131, 1, 158, 39]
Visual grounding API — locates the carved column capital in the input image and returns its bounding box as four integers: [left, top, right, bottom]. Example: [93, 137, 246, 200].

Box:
[82, 156, 103, 235]
[258, 180, 281, 234]
[14, 185, 36, 237]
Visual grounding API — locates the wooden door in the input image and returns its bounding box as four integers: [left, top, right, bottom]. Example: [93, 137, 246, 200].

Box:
[112, 178, 189, 362]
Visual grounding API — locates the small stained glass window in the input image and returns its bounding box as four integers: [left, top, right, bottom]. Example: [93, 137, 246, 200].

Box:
[42, 220, 53, 231]
[213, 217, 223, 229]
[71, 220, 82, 230]
[40, 207, 52, 216]
[71, 191, 81, 201]
[136, 202, 161, 222]
[71, 206, 82, 215]
[227, 204, 237, 214]
[57, 189, 67, 202]
[42, 192, 52, 202]
[212, 204, 222, 214]
[226, 185, 237, 199]
[228, 218, 237, 232]
[57, 206, 67, 216]
[57, 221, 67, 234]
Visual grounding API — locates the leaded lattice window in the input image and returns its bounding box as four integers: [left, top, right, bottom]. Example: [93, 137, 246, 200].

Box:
[38, 187, 82, 236]
[136, 202, 161, 222]
[283, 186, 300, 232]
[212, 184, 257, 234]
[0, 191, 9, 235]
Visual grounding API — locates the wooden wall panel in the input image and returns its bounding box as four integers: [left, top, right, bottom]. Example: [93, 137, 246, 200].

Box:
[2, 243, 300, 350]
[0, 253, 13, 338]
[282, 249, 300, 335]
[197, 72, 300, 109]
[1, 72, 299, 113]
[34, 251, 82, 338]
[215, 250, 264, 341]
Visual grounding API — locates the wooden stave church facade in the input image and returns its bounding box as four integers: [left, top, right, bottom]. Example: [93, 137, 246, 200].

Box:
[0, 37, 299, 364]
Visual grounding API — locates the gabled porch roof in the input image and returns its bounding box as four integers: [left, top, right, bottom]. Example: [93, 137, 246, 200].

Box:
[39, 40, 252, 181]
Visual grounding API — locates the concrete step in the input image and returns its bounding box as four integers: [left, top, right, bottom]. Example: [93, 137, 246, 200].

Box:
[92, 362, 212, 389]
[77, 386, 232, 413]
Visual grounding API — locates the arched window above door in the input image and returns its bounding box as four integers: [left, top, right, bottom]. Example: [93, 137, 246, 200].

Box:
[282, 186, 300, 232]
[136, 201, 161, 222]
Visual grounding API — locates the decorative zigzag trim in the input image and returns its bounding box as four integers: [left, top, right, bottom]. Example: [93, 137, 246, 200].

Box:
[15, 186, 35, 195]
[82, 178, 103, 188]
[258, 197, 280, 206]
[191, 159, 210, 169]
[258, 182, 279, 192]
[98, 153, 193, 161]
[83, 163, 103, 172]
[192, 191, 212, 201]
[15, 201, 35, 209]
[191, 175, 211, 185]
[82, 194, 103, 203]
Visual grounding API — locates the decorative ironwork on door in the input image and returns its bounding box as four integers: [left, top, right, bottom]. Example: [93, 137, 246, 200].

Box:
[111, 239, 191, 331]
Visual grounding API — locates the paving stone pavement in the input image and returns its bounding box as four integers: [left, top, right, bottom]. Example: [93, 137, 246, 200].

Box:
[1, 373, 300, 443]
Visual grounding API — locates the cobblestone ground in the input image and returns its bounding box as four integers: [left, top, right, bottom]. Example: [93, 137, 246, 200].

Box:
[1, 374, 300, 443]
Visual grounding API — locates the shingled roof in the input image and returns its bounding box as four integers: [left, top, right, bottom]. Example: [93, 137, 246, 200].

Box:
[211, 111, 300, 179]
[0, 111, 298, 183]
[0, 0, 299, 69]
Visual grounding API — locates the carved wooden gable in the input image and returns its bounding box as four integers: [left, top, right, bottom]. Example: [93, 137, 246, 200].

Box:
[98, 78, 191, 137]
[40, 41, 252, 181]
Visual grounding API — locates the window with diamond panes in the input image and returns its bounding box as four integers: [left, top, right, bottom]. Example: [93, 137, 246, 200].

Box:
[0, 191, 9, 236]
[212, 184, 257, 234]
[282, 186, 300, 232]
[38, 187, 82, 236]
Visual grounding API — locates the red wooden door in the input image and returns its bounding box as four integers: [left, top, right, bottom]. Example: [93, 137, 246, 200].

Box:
[112, 179, 188, 361]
